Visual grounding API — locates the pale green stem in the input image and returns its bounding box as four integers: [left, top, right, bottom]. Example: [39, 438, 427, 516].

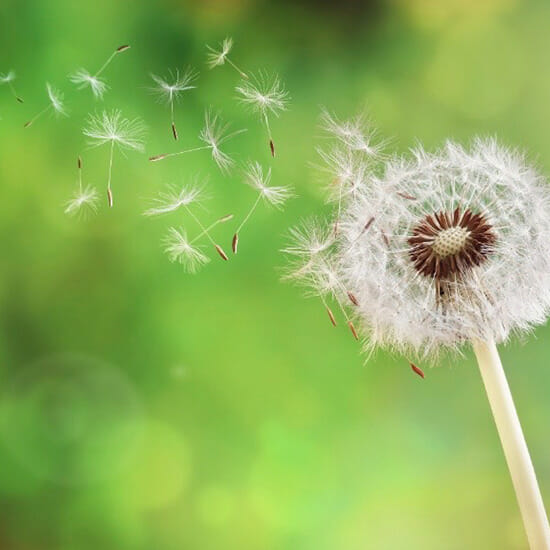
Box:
[235, 194, 262, 235]
[95, 50, 117, 77]
[25, 104, 51, 127]
[185, 206, 217, 247]
[107, 141, 115, 203]
[159, 146, 211, 160]
[473, 339, 550, 550]
[226, 58, 248, 79]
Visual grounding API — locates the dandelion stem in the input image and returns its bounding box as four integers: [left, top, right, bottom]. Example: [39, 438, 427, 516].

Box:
[149, 145, 211, 162]
[185, 206, 229, 260]
[184, 207, 217, 248]
[107, 140, 115, 207]
[263, 112, 275, 156]
[190, 214, 233, 245]
[95, 50, 117, 78]
[8, 81, 23, 103]
[472, 339, 550, 550]
[24, 104, 51, 128]
[226, 58, 248, 79]
[235, 194, 262, 234]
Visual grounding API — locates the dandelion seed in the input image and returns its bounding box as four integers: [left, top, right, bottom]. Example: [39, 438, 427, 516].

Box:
[0, 70, 23, 103]
[149, 109, 245, 173]
[236, 71, 289, 156]
[150, 67, 198, 140]
[232, 161, 293, 253]
[70, 44, 130, 100]
[24, 83, 67, 128]
[145, 179, 232, 269]
[163, 227, 210, 273]
[64, 156, 99, 218]
[83, 109, 146, 207]
[206, 37, 248, 79]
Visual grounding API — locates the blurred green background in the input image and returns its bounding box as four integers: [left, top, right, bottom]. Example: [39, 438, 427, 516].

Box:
[1, 0, 550, 548]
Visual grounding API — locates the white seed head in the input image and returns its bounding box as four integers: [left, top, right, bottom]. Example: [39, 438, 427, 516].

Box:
[163, 227, 210, 273]
[287, 118, 550, 359]
[236, 71, 289, 119]
[150, 67, 198, 103]
[46, 83, 67, 116]
[70, 69, 108, 99]
[206, 37, 233, 68]
[144, 180, 205, 217]
[199, 109, 245, 173]
[83, 110, 146, 152]
[64, 184, 100, 217]
[0, 71, 16, 84]
[243, 161, 293, 208]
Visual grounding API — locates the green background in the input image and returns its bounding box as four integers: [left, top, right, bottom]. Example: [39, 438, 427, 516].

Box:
[1, 0, 550, 548]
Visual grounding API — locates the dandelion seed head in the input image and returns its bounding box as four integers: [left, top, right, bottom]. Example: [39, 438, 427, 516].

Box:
[70, 69, 108, 99]
[144, 181, 205, 217]
[244, 161, 293, 208]
[236, 72, 289, 118]
[206, 37, 233, 68]
[286, 127, 550, 359]
[64, 184, 99, 217]
[150, 68, 198, 103]
[46, 83, 67, 116]
[163, 227, 210, 273]
[83, 109, 146, 151]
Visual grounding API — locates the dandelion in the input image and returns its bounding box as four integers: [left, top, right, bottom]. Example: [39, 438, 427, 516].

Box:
[149, 109, 245, 173]
[64, 156, 99, 218]
[150, 67, 198, 140]
[144, 179, 232, 269]
[206, 37, 248, 79]
[24, 83, 67, 128]
[286, 116, 550, 548]
[0, 70, 23, 103]
[232, 161, 293, 253]
[83, 109, 146, 207]
[70, 44, 130, 100]
[236, 71, 289, 157]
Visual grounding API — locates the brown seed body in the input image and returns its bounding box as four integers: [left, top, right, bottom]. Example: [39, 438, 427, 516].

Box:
[326, 307, 337, 327]
[348, 321, 359, 340]
[410, 362, 425, 379]
[215, 244, 229, 261]
[232, 233, 239, 254]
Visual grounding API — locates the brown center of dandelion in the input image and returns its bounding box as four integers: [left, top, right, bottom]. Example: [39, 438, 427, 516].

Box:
[408, 207, 496, 279]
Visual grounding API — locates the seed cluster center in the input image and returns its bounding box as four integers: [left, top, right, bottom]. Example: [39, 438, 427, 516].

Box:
[408, 207, 496, 279]
[431, 226, 470, 258]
